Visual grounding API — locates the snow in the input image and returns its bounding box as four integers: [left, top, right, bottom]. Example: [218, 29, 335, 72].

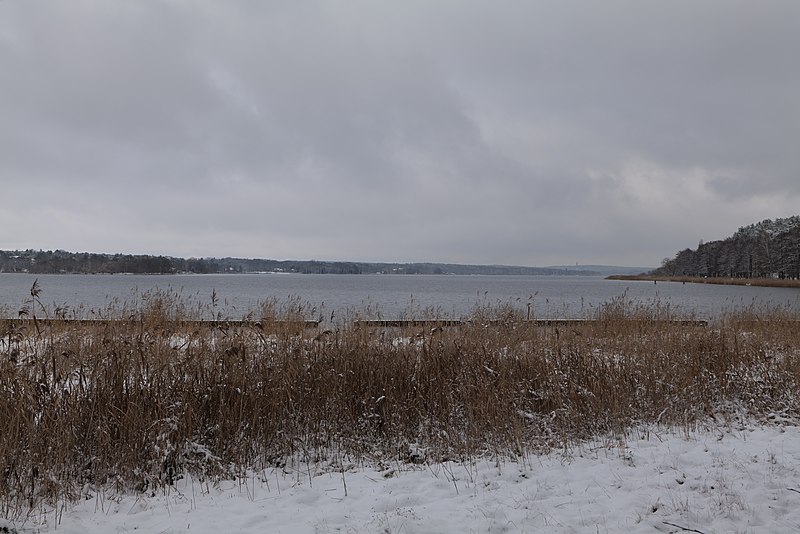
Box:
[4, 423, 800, 533]
[734, 216, 800, 239]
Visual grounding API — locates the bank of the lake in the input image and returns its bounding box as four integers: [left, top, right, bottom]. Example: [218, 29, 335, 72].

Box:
[608, 274, 800, 289]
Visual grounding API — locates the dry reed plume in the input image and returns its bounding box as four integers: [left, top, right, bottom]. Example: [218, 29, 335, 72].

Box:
[1, 285, 799, 519]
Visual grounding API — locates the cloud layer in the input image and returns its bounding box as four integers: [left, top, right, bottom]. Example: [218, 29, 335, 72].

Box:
[2, 1, 798, 266]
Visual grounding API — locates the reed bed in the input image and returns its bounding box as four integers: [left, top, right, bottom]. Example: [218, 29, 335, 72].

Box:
[1, 286, 799, 519]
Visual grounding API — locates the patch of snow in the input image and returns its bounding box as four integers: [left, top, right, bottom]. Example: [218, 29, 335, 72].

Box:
[6, 424, 800, 533]
[734, 216, 800, 240]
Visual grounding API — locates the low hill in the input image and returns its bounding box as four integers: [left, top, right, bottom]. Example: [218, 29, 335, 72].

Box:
[0, 249, 598, 276]
[547, 265, 652, 276]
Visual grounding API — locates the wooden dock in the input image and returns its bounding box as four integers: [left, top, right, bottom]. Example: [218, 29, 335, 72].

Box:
[353, 319, 709, 329]
[1, 318, 320, 333]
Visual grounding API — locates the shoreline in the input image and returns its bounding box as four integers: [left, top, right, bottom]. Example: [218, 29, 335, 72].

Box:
[607, 274, 800, 289]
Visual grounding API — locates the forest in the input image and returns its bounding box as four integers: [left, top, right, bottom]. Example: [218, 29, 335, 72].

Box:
[653, 216, 800, 278]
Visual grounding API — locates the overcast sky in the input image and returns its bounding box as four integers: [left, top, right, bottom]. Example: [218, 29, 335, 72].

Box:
[1, 1, 798, 267]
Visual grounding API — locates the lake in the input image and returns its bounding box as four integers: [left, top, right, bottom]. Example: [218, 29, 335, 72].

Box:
[1, 273, 799, 323]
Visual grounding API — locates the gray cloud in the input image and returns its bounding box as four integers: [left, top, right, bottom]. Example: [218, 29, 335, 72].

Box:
[1, 0, 798, 266]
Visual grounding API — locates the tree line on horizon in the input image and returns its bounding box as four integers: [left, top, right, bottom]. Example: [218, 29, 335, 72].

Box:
[0, 249, 596, 276]
[653, 216, 800, 279]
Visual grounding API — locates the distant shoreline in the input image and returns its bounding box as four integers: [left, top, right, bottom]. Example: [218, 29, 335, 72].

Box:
[607, 274, 800, 289]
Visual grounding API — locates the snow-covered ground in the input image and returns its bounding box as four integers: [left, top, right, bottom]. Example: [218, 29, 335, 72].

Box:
[4, 423, 800, 533]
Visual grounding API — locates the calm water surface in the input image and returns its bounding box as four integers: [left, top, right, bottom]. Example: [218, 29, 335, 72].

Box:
[1, 273, 798, 323]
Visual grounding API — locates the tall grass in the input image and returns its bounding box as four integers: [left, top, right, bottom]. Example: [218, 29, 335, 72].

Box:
[1, 288, 799, 518]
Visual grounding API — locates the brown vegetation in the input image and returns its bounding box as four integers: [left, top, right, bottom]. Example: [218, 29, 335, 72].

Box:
[1, 288, 799, 518]
[608, 274, 800, 288]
